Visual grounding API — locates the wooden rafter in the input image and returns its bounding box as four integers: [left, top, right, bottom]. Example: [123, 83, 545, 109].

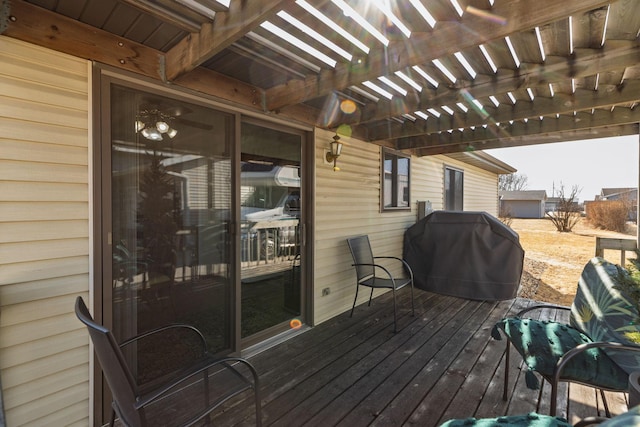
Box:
[346, 40, 640, 127]
[118, 0, 219, 33]
[163, 0, 297, 81]
[3, 1, 163, 80]
[370, 79, 640, 141]
[4, 0, 637, 157]
[416, 124, 640, 156]
[263, 0, 613, 111]
[400, 106, 640, 151]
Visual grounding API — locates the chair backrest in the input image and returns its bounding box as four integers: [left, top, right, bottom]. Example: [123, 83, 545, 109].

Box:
[570, 258, 640, 375]
[347, 235, 375, 282]
[75, 296, 143, 427]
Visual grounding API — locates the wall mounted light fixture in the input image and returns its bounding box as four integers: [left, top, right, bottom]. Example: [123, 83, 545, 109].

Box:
[325, 133, 343, 171]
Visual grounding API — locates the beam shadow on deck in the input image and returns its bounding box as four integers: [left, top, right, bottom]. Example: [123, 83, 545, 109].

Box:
[215, 289, 628, 426]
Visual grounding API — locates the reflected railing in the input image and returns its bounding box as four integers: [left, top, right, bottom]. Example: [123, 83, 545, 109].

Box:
[241, 221, 300, 267]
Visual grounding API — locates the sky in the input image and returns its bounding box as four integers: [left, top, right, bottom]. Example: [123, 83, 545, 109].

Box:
[485, 135, 639, 202]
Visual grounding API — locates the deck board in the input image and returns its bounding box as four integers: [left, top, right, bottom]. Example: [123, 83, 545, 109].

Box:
[211, 290, 629, 426]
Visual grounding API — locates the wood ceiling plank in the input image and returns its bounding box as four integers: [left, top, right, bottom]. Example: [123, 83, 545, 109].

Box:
[118, 0, 208, 33]
[264, 0, 613, 110]
[607, 0, 640, 40]
[3, 1, 163, 80]
[351, 40, 640, 127]
[369, 78, 640, 141]
[174, 67, 323, 128]
[164, 0, 296, 82]
[399, 107, 640, 150]
[416, 123, 639, 156]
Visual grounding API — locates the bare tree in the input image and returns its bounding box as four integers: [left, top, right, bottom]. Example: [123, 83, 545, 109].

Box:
[547, 183, 582, 232]
[499, 173, 528, 191]
[498, 204, 513, 227]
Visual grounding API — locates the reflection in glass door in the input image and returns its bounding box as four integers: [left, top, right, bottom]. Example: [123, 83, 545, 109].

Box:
[240, 121, 304, 342]
[108, 83, 234, 356]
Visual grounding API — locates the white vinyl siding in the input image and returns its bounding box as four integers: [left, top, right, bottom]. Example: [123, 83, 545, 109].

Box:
[313, 129, 500, 324]
[0, 36, 90, 426]
[314, 129, 414, 324]
[412, 155, 499, 215]
[464, 168, 500, 214]
[0, 35, 504, 424]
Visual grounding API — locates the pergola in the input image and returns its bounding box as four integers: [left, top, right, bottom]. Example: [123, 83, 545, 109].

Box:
[3, 0, 639, 156]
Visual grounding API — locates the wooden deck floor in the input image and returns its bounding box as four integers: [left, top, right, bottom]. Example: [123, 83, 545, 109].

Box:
[213, 289, 628, 426]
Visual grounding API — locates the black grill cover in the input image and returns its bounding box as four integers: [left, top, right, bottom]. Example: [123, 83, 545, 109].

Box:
[403, 211, 524, 301]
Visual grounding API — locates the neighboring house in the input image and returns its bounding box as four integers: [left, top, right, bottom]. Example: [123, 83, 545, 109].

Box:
[597, 187, 638, 203]
[499, 190, 548, 219]
[0, 36, 516, 425]
[545, 197, 562, 213]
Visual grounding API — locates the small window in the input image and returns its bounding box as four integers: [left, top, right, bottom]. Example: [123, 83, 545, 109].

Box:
[444, 166, 463, 211]
[382, 149, 410, 211]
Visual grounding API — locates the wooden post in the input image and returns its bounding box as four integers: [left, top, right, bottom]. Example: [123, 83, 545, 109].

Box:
[595, 237, 637, 265]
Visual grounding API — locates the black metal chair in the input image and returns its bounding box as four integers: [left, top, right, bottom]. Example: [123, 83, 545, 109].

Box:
[347, 235, 415, 332]
[75, 296, 261, 426]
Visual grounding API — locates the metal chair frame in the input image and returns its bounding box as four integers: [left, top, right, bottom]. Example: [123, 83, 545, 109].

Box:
[500, 304, 640, 417]
[347, 235, 415, 332]
[75, 296, 262, 426]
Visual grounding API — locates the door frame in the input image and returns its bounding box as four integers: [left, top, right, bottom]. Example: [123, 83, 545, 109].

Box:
[236, 116, 315, 351]
[91, 64, 315, 424]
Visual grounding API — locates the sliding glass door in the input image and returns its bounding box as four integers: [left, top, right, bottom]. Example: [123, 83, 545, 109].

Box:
[99, 76, 308, 423]
[108, 83, 235, 354]
[240, 119, 305, 345]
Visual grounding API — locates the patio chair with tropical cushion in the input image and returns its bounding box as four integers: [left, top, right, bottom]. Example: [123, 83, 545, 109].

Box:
[491, 257, 640, 416]
[75, 296, 262, 426]
[347, 235, 415, 333]
[439, 404, 640, 426]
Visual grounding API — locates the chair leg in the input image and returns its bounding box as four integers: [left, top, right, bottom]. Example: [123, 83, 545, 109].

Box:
[255, 381, 262, 427]
[350, 285, 360, 317]
[550, 377, 559, 416]
[536, 377, 546, 413]
[392, 287, 398, 333]
[410, 284, 415, 316]
[204, 369, 211, 425]
[503, 339, 510, 401]
[368, 288, 374, 306]
[599, 388, 611, 418]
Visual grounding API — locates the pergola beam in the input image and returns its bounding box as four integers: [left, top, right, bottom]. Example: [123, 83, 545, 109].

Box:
[371, 79, 640, 141]
[349, 40, 640, 127]
[3, 1, 163, 80]
[401, 106, 640, 151]
[416, 123, 640, 156]
[164, 0, 296, 82]
[263, 0, 612, 111]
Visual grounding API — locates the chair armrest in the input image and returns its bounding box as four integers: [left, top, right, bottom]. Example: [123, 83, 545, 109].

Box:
[351, 262, 394, 281]
[134, 356, 260, 410]
[516, 304, 570, 318]
[553, 341, 640, 385]
[119, 324, 208, 353]
[372, 256, 414, 281]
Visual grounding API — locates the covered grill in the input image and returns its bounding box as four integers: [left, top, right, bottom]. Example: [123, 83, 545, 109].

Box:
[403, 211, 524, 301]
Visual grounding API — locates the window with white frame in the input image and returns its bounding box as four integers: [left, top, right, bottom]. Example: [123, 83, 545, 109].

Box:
[382, 148, 410, 210]
[444, 166, 463, 211]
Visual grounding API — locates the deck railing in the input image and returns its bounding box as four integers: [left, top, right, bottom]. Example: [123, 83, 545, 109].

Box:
[595, 236, 637, 265]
